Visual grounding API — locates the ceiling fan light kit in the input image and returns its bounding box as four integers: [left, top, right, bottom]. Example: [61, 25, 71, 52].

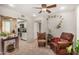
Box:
[42, 8, 47, 11]
[34, 4, 56, 13]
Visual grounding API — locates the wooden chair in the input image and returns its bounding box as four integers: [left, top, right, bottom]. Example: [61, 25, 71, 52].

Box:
[37, 32, 47, 47]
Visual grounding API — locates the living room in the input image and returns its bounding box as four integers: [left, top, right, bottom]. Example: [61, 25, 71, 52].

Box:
[0, 4, 78, 55]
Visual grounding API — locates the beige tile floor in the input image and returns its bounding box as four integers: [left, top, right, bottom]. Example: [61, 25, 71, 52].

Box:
[2, 39, 55, 55]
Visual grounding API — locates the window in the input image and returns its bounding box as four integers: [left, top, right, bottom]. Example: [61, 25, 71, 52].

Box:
[2, 20, 11, 33]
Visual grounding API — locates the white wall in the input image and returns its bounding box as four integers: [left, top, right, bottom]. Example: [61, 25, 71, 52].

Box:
[34, 22, 39, 39]
[39, 10, 76, 38]
[48, 10, 76, 37]
[77, 6, 79, 40]
[41, 18, 48, 33]
[27, 17, 34, 42]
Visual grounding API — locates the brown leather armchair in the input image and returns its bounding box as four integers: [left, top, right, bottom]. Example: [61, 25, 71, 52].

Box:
[37, 32, 47, 47]
[50, 32, 74, 55]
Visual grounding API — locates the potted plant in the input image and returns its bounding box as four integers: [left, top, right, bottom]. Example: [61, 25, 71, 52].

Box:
[75, 40, 79, 54]
[0, 32, 7, 37]
[0, 32, 9, 37]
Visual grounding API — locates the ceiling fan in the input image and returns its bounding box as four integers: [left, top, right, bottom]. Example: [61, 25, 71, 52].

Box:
[34, 4, 56, 13]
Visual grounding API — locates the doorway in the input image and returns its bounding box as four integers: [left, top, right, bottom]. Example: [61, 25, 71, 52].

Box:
[17, 19, 27, 41]
[34, 21, 41, 39]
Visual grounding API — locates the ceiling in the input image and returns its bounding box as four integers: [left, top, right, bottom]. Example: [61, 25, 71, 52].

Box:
[0, 4, 77, 18]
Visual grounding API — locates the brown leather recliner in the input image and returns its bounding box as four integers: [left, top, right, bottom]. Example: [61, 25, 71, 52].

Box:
[50, 32, 74, 55]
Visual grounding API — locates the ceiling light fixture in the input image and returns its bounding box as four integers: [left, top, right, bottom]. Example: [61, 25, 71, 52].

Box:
[42, 8, 46, 12]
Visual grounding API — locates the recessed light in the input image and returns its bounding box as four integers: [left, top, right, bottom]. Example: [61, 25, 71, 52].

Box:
[8, 4, 14, 7]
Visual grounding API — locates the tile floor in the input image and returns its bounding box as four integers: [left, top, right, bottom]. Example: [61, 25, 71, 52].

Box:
[1, 39, 55, 55]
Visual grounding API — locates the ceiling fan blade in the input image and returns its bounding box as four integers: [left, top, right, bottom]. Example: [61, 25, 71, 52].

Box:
[46, 10, 51, 13]
[41, 4, 47, 8]
[34, 7, 42, 9]
[47, 4, 56, 8]
[39, 11, 42, 13]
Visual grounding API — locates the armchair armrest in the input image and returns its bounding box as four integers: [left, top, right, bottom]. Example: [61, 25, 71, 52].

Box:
[67, 41, 73, 46]
[57, 41, 73, 48]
